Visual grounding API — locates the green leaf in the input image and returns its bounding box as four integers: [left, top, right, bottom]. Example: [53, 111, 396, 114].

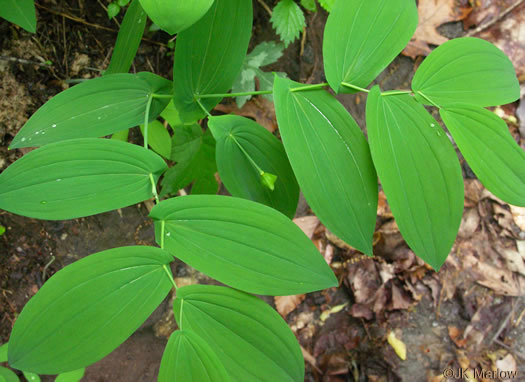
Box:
[246, 41, 285, 68]
[412, 38, 520, 107]
[160, 128, 218, 196]
[365, 86, 464, 270]
[273, 76, 378, 255]
[159, 330, 231, 382]
[261, 172, 278, 191]
[0, 138, 167, 220]
[10, 73, 172, 148]
[0, 344, 7, 362]
[150, 195, 337, 295]
[139, 0, 214, 34]
[0, 367, 19, 382]
[0, 0, 36, 33]
[105, 0, 147, 75]
[300, 0, 316, 12]
[317, 0, 335, 12]
[323, 0, 417, 94]
[55, 369, 85, 382]
[172, 0, 252, 122]
[107, 3, 121, 18]
[22, 372, 40, 382]
[111, 129, 129, 142]
[140, 120, 172, 159]
[440, 105, 525, 206]
[271, 0, 305, 47]
[174, 285, 304, 382]
[8, 246, 173, 374]
[208, 115, 299, 218]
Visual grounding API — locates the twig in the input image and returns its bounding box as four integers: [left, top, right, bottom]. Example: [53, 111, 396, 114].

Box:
[466, 0, 525, 36]
[256, 0, 273, 17]
[490, 297, 522, 345]
[494, 339, 525, 362]
[0, 55, 51, 67]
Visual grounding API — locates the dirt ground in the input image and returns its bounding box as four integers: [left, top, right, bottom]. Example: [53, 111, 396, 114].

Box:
[1, 1, 525, 381]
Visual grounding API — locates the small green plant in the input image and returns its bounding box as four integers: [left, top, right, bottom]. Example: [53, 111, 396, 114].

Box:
[1, 0, 523, 380]
[0, 0, 36, 33]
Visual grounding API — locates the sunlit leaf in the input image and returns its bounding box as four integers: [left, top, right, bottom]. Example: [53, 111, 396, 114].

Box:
[140, 120, 172, 159]
[0, 0, 36, 33]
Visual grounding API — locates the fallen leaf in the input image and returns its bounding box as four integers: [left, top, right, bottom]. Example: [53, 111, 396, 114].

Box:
[293, 216, 320, 239]
[301, 345, 322, 374]
[214, 98, 277, 132]
[495, 353, 517, 381]
[510, 205, 525, 232]
[387, 330, 407, 361]
[448, 326, 467, 348]
[320, 303, 348, 322]
[274, 294, 306, 317]
[403, 0, 471, 58]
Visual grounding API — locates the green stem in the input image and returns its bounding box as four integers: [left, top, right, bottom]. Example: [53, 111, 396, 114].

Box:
[151, 93, 173, 99]
[229, 134, 264, 175]
[148, 173, 160, 203]
[289, 82, 329, 92]
[197, 89, 273, 98]
[416, 91, 441, 109]
[196, 98, 212, 117]
[144, 94, 153, 149]
[341, 82, 370, 93]
[381, 90, 412, 97]
[163, 265, 178, 290]
[160, 220, 166, 249]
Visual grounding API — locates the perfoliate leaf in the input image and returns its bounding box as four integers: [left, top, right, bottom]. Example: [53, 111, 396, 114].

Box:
[0, 138, 167, 220]
[323, 0, 418, 93]
[139, 0, 214, 34]
[172, 0, 252, 121]
[173, 285, 305, 381]
[111, 129, 129, 142]
[55, 369, 86, 382]
[160, 127, 217, 196]
[0, 367, 19, 382]
[105, 0, 147, 75]
[10, 73, 172, 148]
[0, 0, 36, 33]
[365, 86, 464, 270]
[8, 246, 173, 374]
[271, 0, 305, 47]
[150, 195, 337, 295]
[412, 37, 520, 107]
[140, 120, 172, 159]
[273, 76, 378, 255]
[208, 115, 299, 218]
[158, 330, 231, 382]
[441, 105, 525, 206]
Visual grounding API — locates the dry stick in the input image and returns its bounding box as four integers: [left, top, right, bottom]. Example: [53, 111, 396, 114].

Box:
[34, 3, 166, 47]
[489, 296, 522, 345]
[466, 0, 525, 37]
[256, 0, 273, 17]
[0, 55, 51, 67]
[494, 339, 525, 362]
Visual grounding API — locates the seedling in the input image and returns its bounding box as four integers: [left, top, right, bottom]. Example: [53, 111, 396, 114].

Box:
[0, 0, 522, 380]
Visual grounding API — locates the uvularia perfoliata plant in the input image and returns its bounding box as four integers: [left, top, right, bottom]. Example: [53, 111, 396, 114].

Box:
[0, 0, 522, 380]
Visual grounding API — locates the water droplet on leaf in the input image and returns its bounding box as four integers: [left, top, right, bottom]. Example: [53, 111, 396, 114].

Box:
[40, 200, 48, 205]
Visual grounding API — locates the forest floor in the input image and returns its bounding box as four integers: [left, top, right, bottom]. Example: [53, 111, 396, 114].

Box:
[1, 0, 525, 381]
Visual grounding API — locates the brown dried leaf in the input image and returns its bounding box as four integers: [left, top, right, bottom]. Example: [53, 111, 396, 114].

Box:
[510, 205, 525, 232]
[448, 326, 467, 348]
[403, 0, 471, 58]
[274, 294, 306, 317]
[293, 216, 320, 239]
[214, 98, 277, 132]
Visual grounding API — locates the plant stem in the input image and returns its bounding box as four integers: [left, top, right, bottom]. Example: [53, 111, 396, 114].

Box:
[196, 98, 212, 117]
[163, 265, 178, 290]
[289, 82, 329, 92]
[148, 173, 160, 203]
[151, 93, 173, 99]
[197, 89, 273, 98]
[160, 220, 166, 249]
[229, 134, 264, 175]
[381, 90, 412, 97]
[341, 82, 370, 93]
[144, 94, 153, 149]
[416, 91, 441, 108]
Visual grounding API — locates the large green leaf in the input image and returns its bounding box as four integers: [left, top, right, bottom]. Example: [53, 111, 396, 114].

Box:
[10, 73, 172, 148]
[441, 105, 525, 206]
[149, 195, 337, 295]
[412, 38, 520, 107]
[160, 127, 218, 196]
[158, 330, 231, 382]
[323, 0, 417, 94]
[208, 115, 299, 218]
[173, 285, 304, 382]
[0, 0, 36, 33]
[8, 246, 173, 374]
[105, 0, 147, 75]
[365, 86, 464, 270]
[139, 0, 214, 34]
[273, 76, 378, 255]
[0, 367, 19, 382]
[0, 138, 167, 220]
[172, 0, 252, 122]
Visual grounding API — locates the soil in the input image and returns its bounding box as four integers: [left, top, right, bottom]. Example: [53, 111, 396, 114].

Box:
[1, 1, 525, 382]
